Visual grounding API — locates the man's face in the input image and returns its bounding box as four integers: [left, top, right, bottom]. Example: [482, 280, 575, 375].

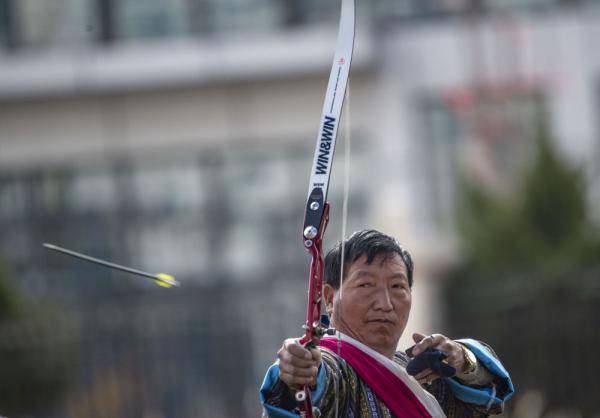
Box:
[324, 252, 412, 357]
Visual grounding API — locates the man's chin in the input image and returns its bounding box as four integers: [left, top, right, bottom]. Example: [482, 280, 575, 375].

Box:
[366, 331, 399, 350]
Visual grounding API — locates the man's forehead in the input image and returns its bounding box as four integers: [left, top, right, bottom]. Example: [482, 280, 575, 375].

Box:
[349, 252, 408, 274]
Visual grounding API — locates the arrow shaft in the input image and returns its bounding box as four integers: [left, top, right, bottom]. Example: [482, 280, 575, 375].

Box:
[43, 243, 178, 287]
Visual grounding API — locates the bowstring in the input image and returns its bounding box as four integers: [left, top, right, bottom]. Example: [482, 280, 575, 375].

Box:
[334, 81, 351, 418]
[339, 82, 351, 301]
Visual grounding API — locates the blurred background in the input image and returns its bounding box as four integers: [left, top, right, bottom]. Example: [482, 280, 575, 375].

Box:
[1, 0, 599, 417]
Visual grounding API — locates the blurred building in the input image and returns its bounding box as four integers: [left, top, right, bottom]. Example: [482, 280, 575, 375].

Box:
[1, 0, 600, 417]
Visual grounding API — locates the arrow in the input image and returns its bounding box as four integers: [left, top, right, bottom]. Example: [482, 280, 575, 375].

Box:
[43, 243, 180, 288]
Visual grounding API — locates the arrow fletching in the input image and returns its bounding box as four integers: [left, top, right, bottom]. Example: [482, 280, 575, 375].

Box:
[155, 273, 177, 288]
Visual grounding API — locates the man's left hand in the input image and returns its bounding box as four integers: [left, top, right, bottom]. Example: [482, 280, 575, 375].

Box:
[408, 332, 467, 385]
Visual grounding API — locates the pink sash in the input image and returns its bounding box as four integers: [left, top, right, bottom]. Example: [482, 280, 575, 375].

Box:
[320, 337, 434, 418]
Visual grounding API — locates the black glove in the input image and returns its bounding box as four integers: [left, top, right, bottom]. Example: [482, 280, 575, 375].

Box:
[405, 347, 456, 378]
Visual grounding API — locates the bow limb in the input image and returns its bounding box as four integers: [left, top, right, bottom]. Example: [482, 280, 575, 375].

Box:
[296, 1, 355, 416]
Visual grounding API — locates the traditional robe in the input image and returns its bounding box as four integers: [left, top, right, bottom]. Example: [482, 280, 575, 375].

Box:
[260, 333, 513, 418]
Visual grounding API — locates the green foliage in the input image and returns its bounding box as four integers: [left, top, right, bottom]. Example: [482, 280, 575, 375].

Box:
[0, 260, 76, 417]
[0, 262, 24, 321]
[445, 116, 600, 415]
[454, 116, 600, 283]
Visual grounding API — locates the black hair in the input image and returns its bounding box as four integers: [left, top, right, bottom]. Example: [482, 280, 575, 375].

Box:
[323, 229, 414, 289]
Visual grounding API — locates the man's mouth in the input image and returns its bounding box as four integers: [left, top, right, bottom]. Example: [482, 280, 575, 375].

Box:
[367, 319, 395, 325]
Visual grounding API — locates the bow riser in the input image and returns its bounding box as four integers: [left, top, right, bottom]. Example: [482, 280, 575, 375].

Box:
[296, 203, 330, 418]
[300, 202, 330, 347]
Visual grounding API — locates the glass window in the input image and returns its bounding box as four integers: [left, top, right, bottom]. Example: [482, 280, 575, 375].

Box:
[131, 163, 205, 213]
[0, 0, 11, 48]
[115, 0, 190, 40]
[223, 152, 296, 276]
[210, 0, 280, 35]
[225, 223, 266, 277]
[374, 0, 469, 19]
[0, 177, 27, 220]
[418, 86, 544, 229]
[277, 0, 338, 26]
[128, 218, 209, 278]
[127, 161, 210, 278]
[65, 170, 117, 214]
[484, 0, 561, 12]
[420, 100, 461, 229]
[13, 0, 95, 49]
[224, 155, 292, 220]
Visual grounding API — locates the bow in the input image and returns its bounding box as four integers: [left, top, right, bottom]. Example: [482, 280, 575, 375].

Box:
[295, 1, 355, 416]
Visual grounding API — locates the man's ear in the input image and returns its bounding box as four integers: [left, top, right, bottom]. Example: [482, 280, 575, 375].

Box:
[323, 284, 336, 316]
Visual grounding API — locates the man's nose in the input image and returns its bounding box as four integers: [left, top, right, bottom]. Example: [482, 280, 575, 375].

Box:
[373, 287, 394, 311]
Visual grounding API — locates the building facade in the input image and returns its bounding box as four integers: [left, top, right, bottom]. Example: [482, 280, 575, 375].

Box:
[1, 1, 599, 416]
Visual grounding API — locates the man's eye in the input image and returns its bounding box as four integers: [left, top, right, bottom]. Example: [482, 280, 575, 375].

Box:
[358, 282, 372, 288]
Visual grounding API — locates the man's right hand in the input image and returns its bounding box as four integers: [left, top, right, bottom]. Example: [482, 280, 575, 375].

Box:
[277, 338, 322, 390]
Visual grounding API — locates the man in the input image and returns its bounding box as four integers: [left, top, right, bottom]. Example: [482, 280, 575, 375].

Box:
[260, 230, 513, 417]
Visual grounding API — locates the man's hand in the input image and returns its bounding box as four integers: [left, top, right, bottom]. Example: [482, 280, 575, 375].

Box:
[408, 332, 467, 385]
[277, 338, 322, 391]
